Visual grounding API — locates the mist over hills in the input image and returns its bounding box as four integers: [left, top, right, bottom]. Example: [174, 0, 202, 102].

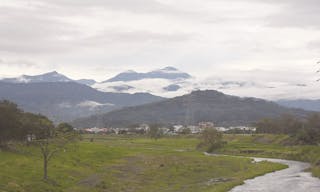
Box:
[0, 81, 163, 122]
[2, 67, 318, 104]
[276, 99, 320, 112]
[103, 66, 191, 82]
[72, 90, 308, 128]
[0, 67, 318, 125]
[93, 66, 195, 97]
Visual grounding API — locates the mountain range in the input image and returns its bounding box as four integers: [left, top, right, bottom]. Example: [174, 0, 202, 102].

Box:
[72, 90, 308, 128]
[0, 81, 163, 122]
[1, 67, 319, 124]
[1, 71, 97, 86]
[276, 99, 320, 112]
[103, 67, 191, 82]
[93, 66, 196, 97]
[2, 67, 315, 101]
[92, 67, 319, 102]
[0, 67, 194, 98]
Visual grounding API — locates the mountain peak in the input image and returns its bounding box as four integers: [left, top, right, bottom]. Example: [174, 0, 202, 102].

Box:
[1, 71, 72, 83]
[123, 70, 137, 74]
[161, 66, 178, 71]
[0, 71, 98, 86]
[103, 67, 191, 83]
[44, 71, 63, 76]
[38, 71, 71, 80]
[48, 71, 59, 74]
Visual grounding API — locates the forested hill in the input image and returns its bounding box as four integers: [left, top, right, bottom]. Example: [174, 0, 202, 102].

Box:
[72, 90, 308, 128]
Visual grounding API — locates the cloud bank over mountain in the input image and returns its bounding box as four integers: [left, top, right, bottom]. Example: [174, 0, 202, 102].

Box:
[0, 0, 319, 84]
[2, 67, 319, 100]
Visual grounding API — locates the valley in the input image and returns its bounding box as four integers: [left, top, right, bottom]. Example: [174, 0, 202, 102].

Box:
[0, 135, 287, 192]
[1, 134, 320, 192]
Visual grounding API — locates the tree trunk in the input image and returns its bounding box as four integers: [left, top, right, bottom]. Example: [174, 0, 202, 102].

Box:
[43, 155, 48, 180]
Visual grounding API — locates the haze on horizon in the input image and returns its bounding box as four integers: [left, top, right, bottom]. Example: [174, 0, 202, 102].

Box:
[0, 0, 319, 85]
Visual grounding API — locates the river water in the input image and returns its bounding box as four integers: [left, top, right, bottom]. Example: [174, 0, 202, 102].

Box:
[229, 157, 320, 192]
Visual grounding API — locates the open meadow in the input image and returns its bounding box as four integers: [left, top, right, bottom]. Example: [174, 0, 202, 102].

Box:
[0, 135, 287, 192]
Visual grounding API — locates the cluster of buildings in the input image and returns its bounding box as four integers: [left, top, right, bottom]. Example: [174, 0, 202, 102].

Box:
[80, 122, 256, 135]
[81, 127, 145, 134]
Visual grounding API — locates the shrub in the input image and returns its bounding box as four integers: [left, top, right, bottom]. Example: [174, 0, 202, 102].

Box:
[198, 128, 226, 152]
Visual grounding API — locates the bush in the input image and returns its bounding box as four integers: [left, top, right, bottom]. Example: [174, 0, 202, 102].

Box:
[180, 128, 191, 134]
[198, 128, 226, 153]
[255, 113, 320, 145]
[148, 124, 163, 140]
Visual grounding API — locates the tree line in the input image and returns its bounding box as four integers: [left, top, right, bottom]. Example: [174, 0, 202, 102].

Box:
[0, 100, 51, 145]
[0, 100, 73, 144]
[0, 100, 78, 180]
[255, 113, 320, 145]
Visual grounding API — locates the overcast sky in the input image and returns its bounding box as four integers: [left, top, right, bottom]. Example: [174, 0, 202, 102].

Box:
[0, 0, 319, 83]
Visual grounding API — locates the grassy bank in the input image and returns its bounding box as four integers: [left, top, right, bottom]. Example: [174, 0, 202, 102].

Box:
[0, 135, 285, 192]
[218, 134, 320, 178]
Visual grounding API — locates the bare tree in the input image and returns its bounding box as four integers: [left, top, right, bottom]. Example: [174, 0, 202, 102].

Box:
[36, 122, 78, 180]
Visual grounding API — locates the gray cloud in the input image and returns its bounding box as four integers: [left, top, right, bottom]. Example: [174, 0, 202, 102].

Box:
[40, 0, 184, 14]
[0, 5, 80, 54]
[0, 0, 319, 84]
[0, 1, 194, 55]
[212, 0, 320, 29]
[79, 31, 193, 47]
[307, 40, 320, 50]
[0, 58, 38, 67]
[262, 0, 320, 28]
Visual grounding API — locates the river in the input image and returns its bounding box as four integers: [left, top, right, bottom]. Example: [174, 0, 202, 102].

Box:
[229, 157, 320, 192]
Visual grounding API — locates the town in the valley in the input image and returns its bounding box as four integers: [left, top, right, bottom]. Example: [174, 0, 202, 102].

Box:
[81, 121, 257, 135]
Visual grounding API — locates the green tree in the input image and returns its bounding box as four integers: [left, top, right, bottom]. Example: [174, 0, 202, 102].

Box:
[0, 100, 23, 146]
[0, 100, 80, 179]
[180, 127, 191, 134]
[255, 113, 320, 145]
[296, 113, 320, 145]
[255, 114, 303, 135]
[148, 124, 163, 140]
[0, 101, 55, 146]
[21, 113, 53, 141]
[198, 128, 225, 152]
[56, 123, 74, 133]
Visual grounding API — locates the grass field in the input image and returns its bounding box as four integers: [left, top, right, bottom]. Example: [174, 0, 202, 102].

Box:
[218, 134, 320, 178]
[0, 135, 286, 192]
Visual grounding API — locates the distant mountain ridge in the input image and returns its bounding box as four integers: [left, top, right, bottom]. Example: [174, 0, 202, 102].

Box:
[1, 71, 97, 86]
[0, 67, 273, 99]
[93, 66, 197, 97]
[1, 67, 316, 100]
[0, 69, 314, 126]
[1, 71, 72, 83]
[93, 67, 273, 98]
[72, 90, 308, 128]
[103, 67, 191, 83]
[277, 99, 320, 112]
[0, 81, 164, 122]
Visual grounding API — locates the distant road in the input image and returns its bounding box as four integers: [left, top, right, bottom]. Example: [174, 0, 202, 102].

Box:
[229, 157, 320, 192]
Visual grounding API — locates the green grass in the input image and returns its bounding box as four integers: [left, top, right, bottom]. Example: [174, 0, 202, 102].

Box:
[218, 134, 320, 178]
[0, 135, 286, 192]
